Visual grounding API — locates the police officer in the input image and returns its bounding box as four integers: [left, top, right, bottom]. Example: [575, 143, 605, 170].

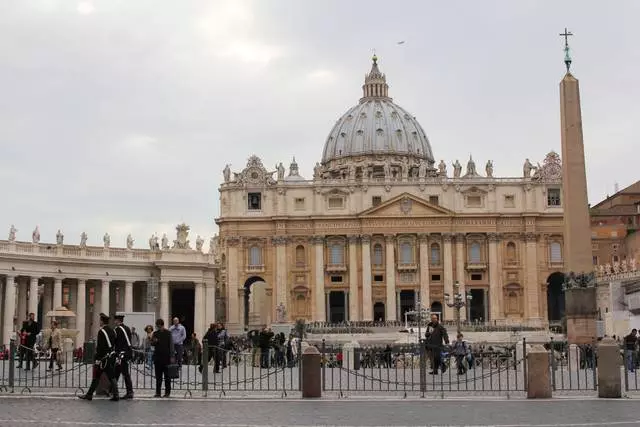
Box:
[113, 314, 134, 399]
[78, 313, 119, 401]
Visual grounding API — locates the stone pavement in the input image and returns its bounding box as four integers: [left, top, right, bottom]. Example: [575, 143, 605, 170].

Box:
[0, 396, 638, 426]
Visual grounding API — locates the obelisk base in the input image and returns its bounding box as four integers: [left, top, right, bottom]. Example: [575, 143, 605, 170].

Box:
[565, 286, 597, 345]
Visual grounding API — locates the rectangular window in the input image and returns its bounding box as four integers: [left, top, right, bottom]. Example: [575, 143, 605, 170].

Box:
[248, 192, 262, 210]
[429, 195, 439, 205]
[328, 196, 344, 209]
[467, 195, 482, 207]
[592, 256, 598, 265]
[547, 188, 561, 207]
[504, 195, 515, 208]
[471, 273, 482, 281]
[330, 275, 343, 283]
[372, 196, 382, 206]
[294, 197, 305, 210]
[550, 242, 562, 263]
[373, 274, 384, 282]
[329, 243, 345, 265]
[431, 274, 441, 282]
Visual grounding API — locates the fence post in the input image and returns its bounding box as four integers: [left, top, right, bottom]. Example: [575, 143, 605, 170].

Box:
[522, 338, 528, 391]
[527, 344, 552, 398]
[419, 339, 426, 396]
[597, 337, 621, 398]
[201, 339, 208, 397]
[301, 346, 321, 398]
[321, 339, 326, 391]
[8, 339, 16, 392]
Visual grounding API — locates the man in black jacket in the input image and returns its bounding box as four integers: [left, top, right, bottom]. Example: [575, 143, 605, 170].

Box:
[20, 313, 40, 370]
[79, 313, 119, 401]
[425, 314, 449, 375]
[113, 314, 134, 399]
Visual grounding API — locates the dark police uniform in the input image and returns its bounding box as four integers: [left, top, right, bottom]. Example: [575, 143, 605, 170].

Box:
[79, 314, 119, 401]
[114, 315, 134, 398]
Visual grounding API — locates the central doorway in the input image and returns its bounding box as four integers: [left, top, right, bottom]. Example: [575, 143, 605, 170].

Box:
[373, 302, 386, 322]
[399, 290, 416, 320]
[328, 291, 346, 323]
[468, 289, 486, 323]
[171, 288, 195, 337]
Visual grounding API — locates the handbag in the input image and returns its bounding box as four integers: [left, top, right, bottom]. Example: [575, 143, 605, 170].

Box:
[167, 364, 180, 379]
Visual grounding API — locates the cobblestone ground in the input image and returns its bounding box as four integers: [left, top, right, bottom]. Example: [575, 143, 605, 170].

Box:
[0, 396, 638, 426]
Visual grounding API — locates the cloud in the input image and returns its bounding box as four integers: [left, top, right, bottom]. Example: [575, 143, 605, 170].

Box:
[76, 1, 95, 15]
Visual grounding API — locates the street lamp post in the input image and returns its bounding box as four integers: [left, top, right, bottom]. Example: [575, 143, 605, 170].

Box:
[444, 281, 473, 334]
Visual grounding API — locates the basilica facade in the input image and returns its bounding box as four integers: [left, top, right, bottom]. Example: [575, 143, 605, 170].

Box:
[216, 56, 567, 331]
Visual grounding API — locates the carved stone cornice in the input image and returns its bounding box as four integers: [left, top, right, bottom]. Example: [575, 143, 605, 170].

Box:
[454, 233, 466, 243]
[348, 235, 360, 245]
[311, 235, 325, 245]
[271, 236, 288, 246]
[487, 232, 499, 242]
[385, 234, 396, 244]
[225, 236, 241, 247]
[524, 232, 538, 243]
[360, 234, 371, 244]
[417, 233, 430, 244]
[442, 233, 454, 243]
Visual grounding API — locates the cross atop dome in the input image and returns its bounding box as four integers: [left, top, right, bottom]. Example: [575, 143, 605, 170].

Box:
[361, 54, 391, 103]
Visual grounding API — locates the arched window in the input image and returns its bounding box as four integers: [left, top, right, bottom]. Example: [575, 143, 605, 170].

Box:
[248, 246, 262, 266]
[430, 243, 441, 266]
[329, 243, 344, 265]
[550, 242, 562, 263]
[373, 243, 384, 267]
[506, 242, 517, 262]
[295, 245, 305, 267]
[469, 242, 481, 263]
[399, 241, 413, 264]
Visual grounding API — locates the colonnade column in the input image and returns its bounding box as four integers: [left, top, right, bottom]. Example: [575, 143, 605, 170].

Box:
[313, 236, 326, 322]
[418, 234, 430, 308]
[488, 233, 502, 322]
[17, 279, 27, 322]
[272, 236, 288, 318]
[205, 280, 216, 325]
[361, 235, 373, 321]
[385, 235, 397, 322]
[348, 235, 359, 322]
[124, 281, 133, 313]
[226, 237, 240, 326]
[194, 281, 205, 336]
[3, 276, 16, 346]
[54, 278, 63, 309]
[29, 277, 39, 320]
[524, 233, 541, 323]
[76, 280, 86, 345]
[160, 281, 169, 323]
[442, 233, 455, 321]
[101, 279, 110, 315]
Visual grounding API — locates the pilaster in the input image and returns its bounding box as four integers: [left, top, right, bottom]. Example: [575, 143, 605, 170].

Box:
[418, 233, 430, 308]
[361, 234, 373, 321]
[313, 235, 326, 321]
[524, 233, 541, 321]
[226, 236, 240, 326]
[272, 236, 288, 317]
[385, 234, 397, 321]
[454, 233, 466, 296]
[487, 232, 502, 321]
[348, 235, 360, 321]
[442, 233, 454, 321]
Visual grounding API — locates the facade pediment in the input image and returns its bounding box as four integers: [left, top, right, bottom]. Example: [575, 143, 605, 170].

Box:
[359, 193, 454, 218]
[460, 185, 488, 195]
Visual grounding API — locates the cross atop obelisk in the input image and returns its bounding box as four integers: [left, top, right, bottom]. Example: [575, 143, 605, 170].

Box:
[559, 28, 574, 73]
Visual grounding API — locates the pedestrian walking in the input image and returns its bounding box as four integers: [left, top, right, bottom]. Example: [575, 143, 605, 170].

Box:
[169, 317, 186, 368]
[151, 318, 174, 398]
[46, 320, 63, 371]
[113, 314, 134, 399]
[78, 313, 119, 401]
[425, 313, 449, 375]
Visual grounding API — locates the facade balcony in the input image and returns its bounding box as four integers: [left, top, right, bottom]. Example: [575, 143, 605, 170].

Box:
[466, 261, 487, 271]
[247, 264, 265, 273]
[549, 260, 564, 269]
[326, 263, 347, 273]
[397, 263, 418, 272]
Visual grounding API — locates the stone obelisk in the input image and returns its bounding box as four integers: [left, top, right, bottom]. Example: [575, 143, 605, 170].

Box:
[559, 29, 597, 344]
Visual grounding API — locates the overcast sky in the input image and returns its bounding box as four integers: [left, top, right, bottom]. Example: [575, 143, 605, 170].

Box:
[1, 0, 638, 249]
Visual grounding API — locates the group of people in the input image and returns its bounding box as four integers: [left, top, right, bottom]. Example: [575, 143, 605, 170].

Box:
[16, 312, 66, 372]
[424, 314, 474, 375]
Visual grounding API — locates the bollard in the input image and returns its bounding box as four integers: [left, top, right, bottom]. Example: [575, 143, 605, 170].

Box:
[301, 346, 321, 398]
[597, 338, 621, 398]
[527, 344, 552, 399]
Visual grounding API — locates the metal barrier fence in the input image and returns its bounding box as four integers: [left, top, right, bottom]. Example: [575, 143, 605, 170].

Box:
[547, 340, 597, 392]
[0, 339, 302, 397]
[319, 340, 528, 397]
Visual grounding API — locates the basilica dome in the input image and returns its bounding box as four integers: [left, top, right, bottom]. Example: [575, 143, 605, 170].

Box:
[321, 56, 434, 170]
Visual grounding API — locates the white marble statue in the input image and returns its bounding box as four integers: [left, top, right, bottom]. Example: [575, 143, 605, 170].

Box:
[126, 234, 134, 249]
[438, 160, 447, 177]
[523, 158, 534, 178]
[56, 229, 64, 245]
[80, 232, 88, 248]
[161, 233, 169, 250]
[276, 162, 285, 181]
[32, 226, 40, 244]
[313, 162, 322, 180]
[452, 160, 462, 178]
[149, 234, 159, 250]
[383, 159, 391, 179]
[465, 156, 477, 176]
[8, 225, 17, 241]
[103, 232, 111, 248]
[196, 235, 204, 252]
[223, 164, 231, 183]
[485, 160, 494, 178]
[276, 302, 287, 323]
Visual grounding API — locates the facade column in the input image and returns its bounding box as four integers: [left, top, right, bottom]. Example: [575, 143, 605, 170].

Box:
[385, 235, 397, 321]
[396, 290, 401, 321]
[42, 282, 52, 322]
[361, 235, 373, 321]
[101, 280, 110, 315]
[524, 233, 541, 323]
[454, 233, 466, 295]
[17, 279, 28, 323]
[272, 236, 288, 317]
[348, 235, 359, 321]
[3, 276, 16, 346]
[226, 237, 240, 326]
[325, 292, 330, 322]
[54, 278, 63, 309]
[124, 281, 134, 313]
[442, 233, 455, 321]
[205, 280, 216, 325]
[76, 279, 86, 345]
[194, 281, 205, 336]
[29, 277, 39, 320]
[418, 233, 430, 308]
[488, 233, 502, 322]
[313, 236, 326, 322]
[160, 281, 169, 323]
